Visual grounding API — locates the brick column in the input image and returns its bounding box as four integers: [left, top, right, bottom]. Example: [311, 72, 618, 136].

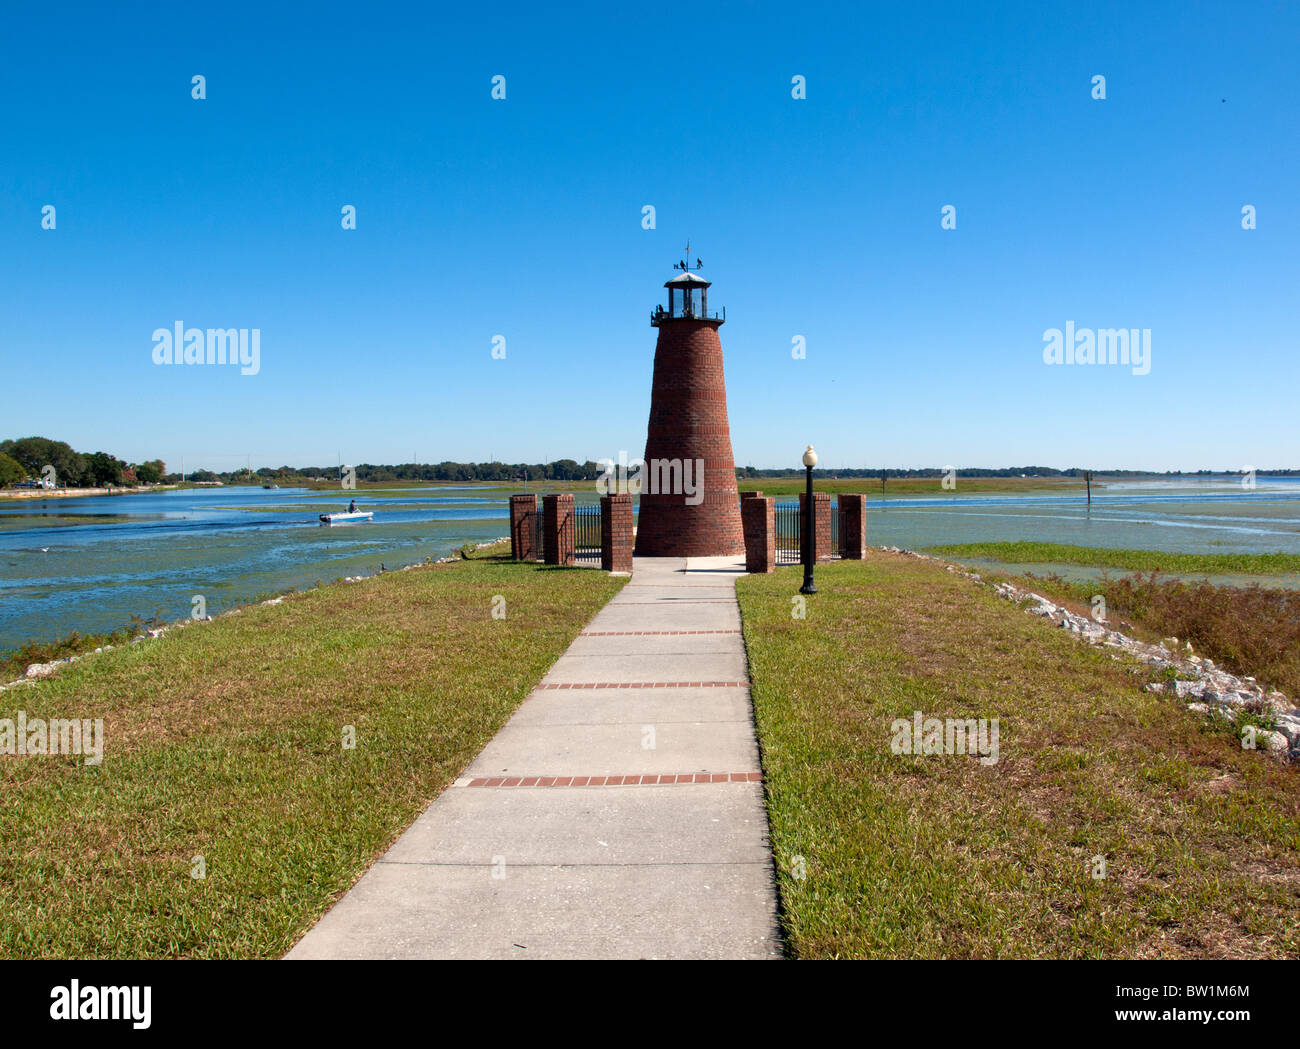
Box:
[839, 494, 867, 559]
[601, 493, 634, 572]
[509, 494, 538, 561]
[799, 491, 832, 563]
[543, 493, 575, 566]
[740, 490, 764, 501]
[741, 495, 775, 573]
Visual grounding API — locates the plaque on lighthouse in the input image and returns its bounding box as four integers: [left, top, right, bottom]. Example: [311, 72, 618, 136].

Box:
[635, 254, 746, 557]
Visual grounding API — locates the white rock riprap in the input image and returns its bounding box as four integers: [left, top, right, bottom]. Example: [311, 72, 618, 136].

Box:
[880, 545, 1300, 765]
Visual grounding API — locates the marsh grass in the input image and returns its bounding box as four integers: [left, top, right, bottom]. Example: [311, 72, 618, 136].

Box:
[736, 551, 1300, 959]
[0, 612, 169, 683]
[1010, 570, 1300, 698]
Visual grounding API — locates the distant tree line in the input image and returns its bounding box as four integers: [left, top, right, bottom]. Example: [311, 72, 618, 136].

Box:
[170, 462, 1300, 484]
[0, 436, 165, 487]
[239, 460, 607, 483]
[5, 436, 1297, 489]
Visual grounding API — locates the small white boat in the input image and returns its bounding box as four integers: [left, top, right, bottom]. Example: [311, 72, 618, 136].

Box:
[320, 511, 374, 524]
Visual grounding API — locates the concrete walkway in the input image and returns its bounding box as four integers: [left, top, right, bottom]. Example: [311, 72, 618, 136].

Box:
[287, 556, 781, 959]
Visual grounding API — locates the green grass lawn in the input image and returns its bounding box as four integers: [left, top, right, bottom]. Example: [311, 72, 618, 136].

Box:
[925, 540, 1300, 575]
[737, 551, 1300, 959]
[0, 552, 623, 959]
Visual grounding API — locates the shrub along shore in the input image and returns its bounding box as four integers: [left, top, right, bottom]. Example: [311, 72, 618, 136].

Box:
[926, 541, 1300, 576]
[928, 542, 1300, 698]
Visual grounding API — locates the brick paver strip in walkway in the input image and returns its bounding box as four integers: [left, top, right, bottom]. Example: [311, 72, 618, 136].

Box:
[466, 771, 763, 787]
[536, 680, 748, 690]
[580, 630, 741, 636]
[287, 555, 781, 960]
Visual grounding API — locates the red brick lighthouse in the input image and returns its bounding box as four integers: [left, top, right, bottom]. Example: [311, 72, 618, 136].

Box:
[635, 253, 745, 557]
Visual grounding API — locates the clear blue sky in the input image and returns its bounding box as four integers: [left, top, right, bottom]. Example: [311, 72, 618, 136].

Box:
[2, 1, 1296, 473]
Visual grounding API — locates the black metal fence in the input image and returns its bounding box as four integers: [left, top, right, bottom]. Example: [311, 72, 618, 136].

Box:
[515, 505, 548, 563]
[773, 498, 844, 564]
[519, 496, 847, 567]
[774, 501, 802, 565]
[574, 503, 601, 565]
[515, 500, 600, 565]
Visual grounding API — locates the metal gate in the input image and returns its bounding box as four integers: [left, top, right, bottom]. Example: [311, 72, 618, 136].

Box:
[774, 501, 801, 565]
[513, 504, 547, 562]
[574, 502, 601, 565]
[773, 499, 844, 564]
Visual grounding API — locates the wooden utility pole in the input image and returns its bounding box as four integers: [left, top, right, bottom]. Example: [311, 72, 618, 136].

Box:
[1085, 470, 1093, 506]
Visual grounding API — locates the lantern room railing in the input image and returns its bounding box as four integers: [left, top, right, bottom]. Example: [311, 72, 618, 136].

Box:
[650, 304, 726, 326]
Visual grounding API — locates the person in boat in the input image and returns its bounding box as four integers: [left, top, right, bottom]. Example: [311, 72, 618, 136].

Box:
[348, 499, 357, 513]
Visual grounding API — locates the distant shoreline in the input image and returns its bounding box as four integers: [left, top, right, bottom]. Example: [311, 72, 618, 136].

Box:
[0, 484, 178, 502]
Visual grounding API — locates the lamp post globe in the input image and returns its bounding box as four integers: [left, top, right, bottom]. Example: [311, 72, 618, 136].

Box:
[800, 445, 818, 595]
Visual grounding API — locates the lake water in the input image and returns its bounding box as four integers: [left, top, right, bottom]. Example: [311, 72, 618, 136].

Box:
[2, 477, 1299, 652]
[852, 477, 1300, 554]
[0, 486, 511, 651]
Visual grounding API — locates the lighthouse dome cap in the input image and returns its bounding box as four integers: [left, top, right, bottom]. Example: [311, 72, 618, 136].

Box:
[665, 271, 711, 287]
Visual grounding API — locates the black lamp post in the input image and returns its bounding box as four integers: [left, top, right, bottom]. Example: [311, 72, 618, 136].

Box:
[800, 444, 818, 595]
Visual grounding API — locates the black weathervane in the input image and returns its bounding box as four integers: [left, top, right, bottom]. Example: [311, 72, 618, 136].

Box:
[673, 241, 703, 273]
